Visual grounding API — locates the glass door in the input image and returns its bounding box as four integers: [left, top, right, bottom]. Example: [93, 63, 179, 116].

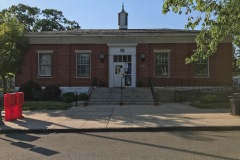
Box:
[113, 55, 132, 87]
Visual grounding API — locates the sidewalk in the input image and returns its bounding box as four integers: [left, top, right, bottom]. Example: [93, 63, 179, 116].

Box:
[1, 103, 240, 133]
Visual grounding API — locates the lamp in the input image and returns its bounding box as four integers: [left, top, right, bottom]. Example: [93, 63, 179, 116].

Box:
[99, 53, 104, 63]
[140, 53, 145, 62]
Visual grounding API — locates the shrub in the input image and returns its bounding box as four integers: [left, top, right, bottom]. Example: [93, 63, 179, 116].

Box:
[200, 92, 231, 103]
[62, 92, 75, 103]
[200, 94, 218, 103]
[42, 85, 61, 101]
[19, 81, 42, 101]
[78, 93, 89, 100]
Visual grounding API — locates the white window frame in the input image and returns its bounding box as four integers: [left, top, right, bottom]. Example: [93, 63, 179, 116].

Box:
[194, 57, 209, 77]
[37, 50, 53, 77]
[154, 50, 171, 78]
[75, 50, 91, 78]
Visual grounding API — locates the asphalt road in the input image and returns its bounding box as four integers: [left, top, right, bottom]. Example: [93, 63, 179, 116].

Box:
[0, 131, 240, 160]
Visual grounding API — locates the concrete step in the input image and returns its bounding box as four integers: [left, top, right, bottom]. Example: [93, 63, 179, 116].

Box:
[89, 87, 154, 105]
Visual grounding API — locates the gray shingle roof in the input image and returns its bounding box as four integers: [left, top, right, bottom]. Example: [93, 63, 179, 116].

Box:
[25, 29, 200, 36]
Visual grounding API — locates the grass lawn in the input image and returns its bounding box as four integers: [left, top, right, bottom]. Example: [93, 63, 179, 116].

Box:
[23, 101, 72, 110]
[191, 102, 230, 109]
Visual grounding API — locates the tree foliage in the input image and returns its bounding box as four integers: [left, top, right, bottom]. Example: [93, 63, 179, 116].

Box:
[0, 13, 28, 93]
[233, 46, 240, 74]
[0, 3, 40, 32]
[162, 0, 240, 63]
[0, 3, 80, 32]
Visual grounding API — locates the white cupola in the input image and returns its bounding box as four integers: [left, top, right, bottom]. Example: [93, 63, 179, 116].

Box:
[118, 4, 128, 30]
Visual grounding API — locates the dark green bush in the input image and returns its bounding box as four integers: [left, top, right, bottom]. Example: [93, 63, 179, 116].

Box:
[78, 93, 89, 100]
[62, 92, 75, 103]
[19, 81, 42, 101]
[200, 94, 218, 103]
[200, 91, 232, 103]
[42, 85, 61, 101]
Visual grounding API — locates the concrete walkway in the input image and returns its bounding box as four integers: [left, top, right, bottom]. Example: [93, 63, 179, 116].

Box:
[0, 103, 240, 133]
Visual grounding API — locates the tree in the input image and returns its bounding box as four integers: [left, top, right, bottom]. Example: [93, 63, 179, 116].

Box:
[0, 3, 80, 32]
[233, 46, 240, 74]
[0, 14, 28, 93]
[33, 9, 80, 31]
[0, 3, 40, 32]
[162, 0, 240, 63]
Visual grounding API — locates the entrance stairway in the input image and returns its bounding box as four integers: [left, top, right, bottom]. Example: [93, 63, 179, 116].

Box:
[89, 87, 154, 105]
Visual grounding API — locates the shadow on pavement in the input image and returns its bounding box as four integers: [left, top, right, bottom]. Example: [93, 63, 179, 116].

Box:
[80, 132, 239, 160]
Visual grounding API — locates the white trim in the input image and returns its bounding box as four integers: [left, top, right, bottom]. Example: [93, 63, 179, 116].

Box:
[192, 49, 210, 78]
[194, 58, 210, 78]
[37, 76, 52, 79]
[75, 50, 91, 53]
[109, 45, 136, 87]
[107, 44, 137, 47]
[154, 50, 171, 78]
[37, 50, 53, 53]
[37, 52, 52, 77]
[154, 49, 171, 53]
[76, 52, 91, 78]
[60, 87, 89, 95]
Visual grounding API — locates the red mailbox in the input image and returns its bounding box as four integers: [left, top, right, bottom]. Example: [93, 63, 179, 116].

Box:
[4, 93, 17, 121]
[3, 92, 24, 121]
[16, 92, 24, 118]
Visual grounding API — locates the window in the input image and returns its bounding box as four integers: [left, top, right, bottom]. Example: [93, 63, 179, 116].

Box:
[155, 52, 169, 77]
[38, 52, 52, 77]
[76, 53, 90, 77]
[114, 55, 131, 62]
[195, 57, 209, 76]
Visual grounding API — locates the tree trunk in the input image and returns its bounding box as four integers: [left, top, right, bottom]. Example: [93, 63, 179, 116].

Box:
[1, 75, 7, 94]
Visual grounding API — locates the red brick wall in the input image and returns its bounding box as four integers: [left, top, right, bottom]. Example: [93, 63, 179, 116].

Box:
[15, 43, 232, 87]
[15, 44, 109, 87]
[136, 43, 232, 85]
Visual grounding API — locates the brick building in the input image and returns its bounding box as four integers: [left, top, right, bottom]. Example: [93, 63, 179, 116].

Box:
[15, 6, 232, 93]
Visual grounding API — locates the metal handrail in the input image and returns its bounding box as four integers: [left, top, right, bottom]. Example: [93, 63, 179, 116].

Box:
[151, 77, 232, 102]
[120, 76, 123, 105]
[85, 77, 97, 105]
[149, 77, 158, 106]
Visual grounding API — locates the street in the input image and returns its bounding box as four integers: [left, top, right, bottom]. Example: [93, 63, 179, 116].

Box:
[0, 131, 239, 160]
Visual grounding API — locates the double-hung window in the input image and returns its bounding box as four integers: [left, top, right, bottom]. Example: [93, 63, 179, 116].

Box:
[155, 51, 170, 77]
[76, 51, 91, 77]
[38, 50, 52, 77]
[195, 57, 209, 77]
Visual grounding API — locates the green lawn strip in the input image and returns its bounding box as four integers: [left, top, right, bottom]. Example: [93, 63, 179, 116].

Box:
[190, 102, 230, 109]
[23, 101, 72, 110]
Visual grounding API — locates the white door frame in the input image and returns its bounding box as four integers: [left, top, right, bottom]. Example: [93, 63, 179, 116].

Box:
[113, 62, 124, 87]
[108, 44, 137, 88]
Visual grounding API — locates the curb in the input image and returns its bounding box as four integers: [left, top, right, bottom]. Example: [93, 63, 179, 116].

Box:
[1, 126, 240, 134]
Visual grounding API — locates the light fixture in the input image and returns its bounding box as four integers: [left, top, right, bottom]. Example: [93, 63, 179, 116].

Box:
[140, 53, 145, 62]
[99, 53, 104, 63]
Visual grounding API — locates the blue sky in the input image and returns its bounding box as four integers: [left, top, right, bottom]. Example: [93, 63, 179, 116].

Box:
[0, 0, 196, 29]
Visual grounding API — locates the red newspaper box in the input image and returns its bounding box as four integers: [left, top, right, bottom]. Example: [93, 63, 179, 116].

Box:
[16, 92, 24, 118]
[4, 93, 17, 121]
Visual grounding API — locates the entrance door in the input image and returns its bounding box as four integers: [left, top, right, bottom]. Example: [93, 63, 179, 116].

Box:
[108, 45, 137, 88]
[113, 55, 132, 87]
[113, 63, 124, 87]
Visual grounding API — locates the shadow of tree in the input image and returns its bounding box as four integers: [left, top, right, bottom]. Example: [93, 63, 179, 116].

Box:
[80, 132, 239, 160]
[0, 134, 59, 156]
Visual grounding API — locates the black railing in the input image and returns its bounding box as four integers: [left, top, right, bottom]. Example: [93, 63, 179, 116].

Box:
[152, 78, 232, 88]
[149, 77, 232, 102]
[85, 77, 97, 105]
[149, 77, 158, 106]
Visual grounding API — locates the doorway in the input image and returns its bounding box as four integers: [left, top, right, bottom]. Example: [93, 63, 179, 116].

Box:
[113, 55, 132, 87]
[108, 44, 136, 88]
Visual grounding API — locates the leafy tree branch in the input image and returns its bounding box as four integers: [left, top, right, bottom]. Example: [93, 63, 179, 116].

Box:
[163, 0, 239, 63]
